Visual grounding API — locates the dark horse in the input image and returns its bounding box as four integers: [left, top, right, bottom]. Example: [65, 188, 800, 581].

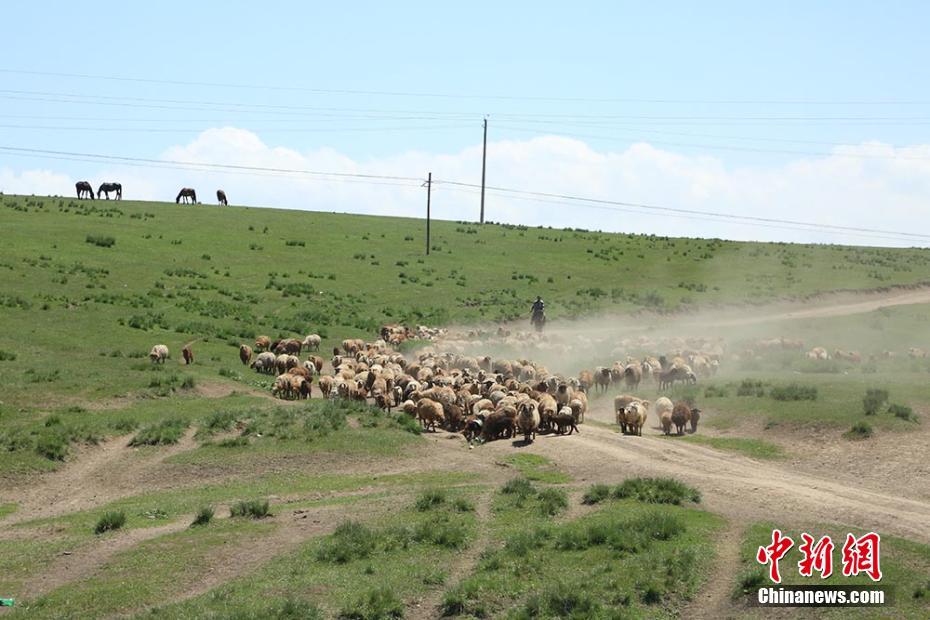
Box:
[216, 189, 228, 206]
[76, 181, 94, 200]
[97, 182, 122, 200]
[176, 188, 197, 204]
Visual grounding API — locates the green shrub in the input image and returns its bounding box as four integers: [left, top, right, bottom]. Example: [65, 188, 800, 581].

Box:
[414, 514, 468, 549]
[612, 477, 701, 505]
[129, 419, 188, 446]
[888, 403, 915, 421]
[734, 568, 766, 597]
[501, 478, 536, 499]
[863, 388, 889, 415]
[845, 421, 873, 440]
[736, 379, 766, 397]
[517, 583, 603, 618]
[180, 375, 196, 390]
[337, 587, 404, 619]
[703, 385, 728, 398]
[415, 488, 447, 511]
[581, 484, 611, 505]
[35, 432, 68, 461]
[94, 510, 126, 534]
[217, 436, 249, 448]
[191, 506, 214, 527]
[0, 349, 16, 361]
[452, 497, 475, 512]
[85, 234, 115, 248]
[317, 521, 376, 563]
[769, 383, 817, 401]
[230, 499, 270, 519]
[440, 581, 487, 618]
[537, 488, 569, 516]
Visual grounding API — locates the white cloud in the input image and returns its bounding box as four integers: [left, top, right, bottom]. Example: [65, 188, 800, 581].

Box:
[3, 127, 929, 247]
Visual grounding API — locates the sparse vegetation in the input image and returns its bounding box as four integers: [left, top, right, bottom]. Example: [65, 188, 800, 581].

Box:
[230, 499, 271, 519]
[94, 510, 127, 534]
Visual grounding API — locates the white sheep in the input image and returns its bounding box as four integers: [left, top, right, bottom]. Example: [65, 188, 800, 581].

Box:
[149, 344, 169, 364]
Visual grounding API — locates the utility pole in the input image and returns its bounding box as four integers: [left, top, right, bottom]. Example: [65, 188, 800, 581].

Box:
[425, 172, 432, 256]
[479, 117, 487, 224]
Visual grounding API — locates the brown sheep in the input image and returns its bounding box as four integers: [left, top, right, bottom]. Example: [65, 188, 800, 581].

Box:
[690, 408, 702, 434]
[623, 400, 649, 436]
[578, 370, 594, 392]
[239, 344, 253, 366]
[614, 394, 641, 432]
[416, 398, 445, 431]
[671, 401, 693, 436]
[318, 375, 335, 399]
[254, 336, 271, 352]
[481, 410, 515, 441]
[182, 345, 194, 365]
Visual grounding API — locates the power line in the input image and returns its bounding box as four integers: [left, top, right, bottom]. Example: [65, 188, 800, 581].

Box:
[431, 178, 930, 242]
[493, 124, 930, 161]
[4, 67, 930, 105]
[0, 146, 423, 182]
[0, 123, 474, 134]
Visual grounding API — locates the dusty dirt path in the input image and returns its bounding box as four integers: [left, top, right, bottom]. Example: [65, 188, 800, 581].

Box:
[1, 428, 199, 526]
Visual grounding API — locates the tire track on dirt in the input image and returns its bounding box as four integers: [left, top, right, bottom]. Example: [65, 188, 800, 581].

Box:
[541, 425, 930, 543]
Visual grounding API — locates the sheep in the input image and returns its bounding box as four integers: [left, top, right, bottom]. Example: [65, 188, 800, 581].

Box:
[182, 344, 194, 365]
[578, 370, 594, 392]
[400, 399, 417, 416]
[239, 344, 253, 366]
[272, 374, 293, 399]
[302, 334, 322, 351]
[690, 407, 702, 434]
[594, 367, 611, 393]
[251, 351, 277, 374]
[275, 338, 302, 355]
[416, 398, 445, 431]
[552, 406, 579, 435]
[149, 344, 169, 364]
[655, 396, 674, 435]
[568, 392, 587, 423]
[671, 401, 695, 436]
[255, 336, 271, 352]
[516, 400, 541, 442]
[481, 410, 515, 441]
[623, 400, 649, 436]
[614, 394, 641, 432]
[274, 354, 290, 375]
[537, 393, 558, 430]
[624, 363, 642, 389]
[555, 382, 574, 408]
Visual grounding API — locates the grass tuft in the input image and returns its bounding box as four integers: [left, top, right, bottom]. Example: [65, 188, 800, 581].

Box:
[94, 510, 126, 534]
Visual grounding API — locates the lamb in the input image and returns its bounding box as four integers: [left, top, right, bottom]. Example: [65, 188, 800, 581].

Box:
[623, 400, 649, 436]
[614, 394, 641, 432]
[182, 344, 194, 365]
[149, 344, 169, 364]
[401, 399, 417, 416]
[302, 334, 322, 351]
[239, 344, 253, 366]
[416, 398, 445, 431]
[516, 401, 541, 442]
[552, 406, 579, 435]
[655, 396, 674, 436]
[671, 401, 696, 436]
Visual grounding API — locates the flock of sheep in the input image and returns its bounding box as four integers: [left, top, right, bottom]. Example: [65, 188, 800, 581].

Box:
[218, 329, 720, 444]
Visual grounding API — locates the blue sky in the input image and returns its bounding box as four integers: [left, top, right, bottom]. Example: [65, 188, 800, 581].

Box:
[2, 1, 930, 246]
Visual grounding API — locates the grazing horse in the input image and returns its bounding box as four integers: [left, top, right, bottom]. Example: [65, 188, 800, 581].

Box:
[76, 181, 94, 200]
[176, 188, 197, 204]
[97, 182, 122, 200]
[216, 189, 228, 206]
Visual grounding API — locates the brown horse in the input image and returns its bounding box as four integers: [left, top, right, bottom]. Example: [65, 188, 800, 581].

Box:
[97, 182, 122, 200]
[216, 189, 228, 206]
[176, 188, 197, 204]
[76, 181, 94, 200]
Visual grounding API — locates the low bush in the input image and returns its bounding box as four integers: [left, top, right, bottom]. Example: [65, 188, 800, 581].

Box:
[863, 388, 890, 415]
[844, 421, 874, 440]
[612, 477, 701, 505]
[338, 587, 404, 620]
[94, 510, 126, 534]
[889, 403, 916, 421]
[129, 419, 188, 446]
[86, 234, 116, 248]
[191, 506, 214, 527]
[537, 488, 569, 516]
[317, 521, 377, 563]
[414, 488, 447, 511]
[769, 383, 817, 401]
[581, 484, 611, 505]
[230, 499, 270, 519]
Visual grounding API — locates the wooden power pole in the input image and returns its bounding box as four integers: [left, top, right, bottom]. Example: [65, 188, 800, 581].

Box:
[480, 117, 487, 224]
[425, 172, 432, 255]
